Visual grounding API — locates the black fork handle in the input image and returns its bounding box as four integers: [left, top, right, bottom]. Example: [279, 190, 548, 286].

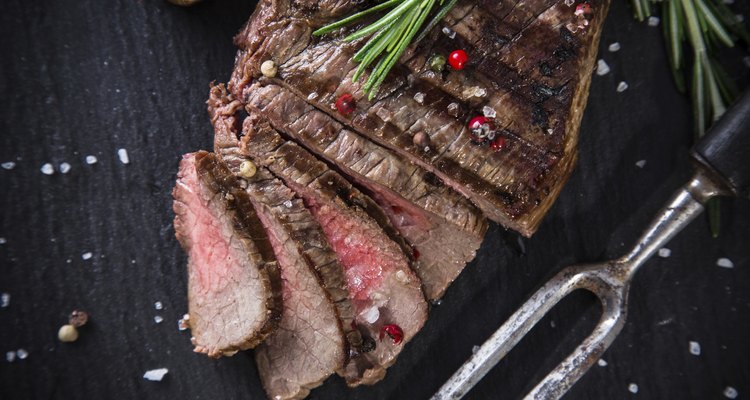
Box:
[692, 89, 750, 199]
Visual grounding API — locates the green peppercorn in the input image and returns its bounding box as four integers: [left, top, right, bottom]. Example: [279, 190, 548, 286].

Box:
[429, 54, 447, 73]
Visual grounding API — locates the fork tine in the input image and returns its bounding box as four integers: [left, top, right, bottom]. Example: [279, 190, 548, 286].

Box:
[525, 284, 627, 400]
[432, 268, 590, 400]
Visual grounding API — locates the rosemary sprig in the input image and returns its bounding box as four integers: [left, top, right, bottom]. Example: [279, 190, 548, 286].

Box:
[313, 0, 457, 100]
[630, 0, 749, 237]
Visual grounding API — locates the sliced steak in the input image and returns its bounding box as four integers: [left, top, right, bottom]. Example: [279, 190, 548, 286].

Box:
[239, 112, 429, 386]
[210, 83, 360, 348]
[229, 0, 610, 236]
[208, 87, 351, 398]
[172, 151, 282, 358]
[243, 82, 487, 301]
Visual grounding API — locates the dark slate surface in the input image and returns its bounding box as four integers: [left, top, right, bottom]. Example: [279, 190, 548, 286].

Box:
[1, 0, 749, 399]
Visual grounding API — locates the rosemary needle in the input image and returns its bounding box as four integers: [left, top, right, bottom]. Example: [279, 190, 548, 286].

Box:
[313, 0, 456, 99]
[633, 0, 749, 236]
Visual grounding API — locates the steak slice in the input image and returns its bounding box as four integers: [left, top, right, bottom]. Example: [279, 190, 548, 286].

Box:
[243, 82, 487, 301]
[239, 111, 430, 386]
[172, 151, 282, 358]
[229, 0, 610, 236]
[247, 165, 347, 400]
[208, 87, 352, 398]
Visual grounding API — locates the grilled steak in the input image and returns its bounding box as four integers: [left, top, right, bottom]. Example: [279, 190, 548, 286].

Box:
[229, 0, 610, 236]
[172, 0, 611, 396]
[172, 151, 282, 358]
[237, 109, 430, 385]
[242, 82, 487, 301]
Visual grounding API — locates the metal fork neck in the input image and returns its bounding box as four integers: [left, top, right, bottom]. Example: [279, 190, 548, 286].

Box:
[620, 169, 727, 278]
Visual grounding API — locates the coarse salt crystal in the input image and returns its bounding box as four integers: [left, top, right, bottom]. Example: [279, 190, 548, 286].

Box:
[41, 163, 54, 175]
[617, 81, 629, 92]
[59, 162, 71, 174]
[564, 0, 575, 6]
[472, 345, 480, 354]
[442, 27, 456, 39]
[178, 314, 190, 331]
[723, 386, 738, 399]
[596, 59, 610, 76]
[395, 270, 409, 283]
[597, 359, 608, 367]
[154, 301, 163, 310]
[1, 161, 16, 170]
[361, 307, 380, 324]
[117, 148, 130, 164]
[376, 108, 392, 122]
[16, 349, 28, 360]
[1, 293, 9, 308]
[283, 200, 293, 208]
[307, 92, 319, 101]
[85, 155, 98, 165]
[430, 298, 443, 306]
[658, 248, 671, 258]
[413, 92, 425, 104]
[608, 42, 621, 52]
[717, 258, 734, 269]
[6, 351, 16, 362]
[636, 160, 646, 168]
[482, 106, 497, 119]
[81, 252, 93, 260]
[0, 237, 6, 244]
[143, 368, 169, 381]
[154, 316, 164, 324]
[648, 16, 660, 26]
[628, 383, 639, 393]
[689, 341, 701, 355]
[462, 86, 487, 98]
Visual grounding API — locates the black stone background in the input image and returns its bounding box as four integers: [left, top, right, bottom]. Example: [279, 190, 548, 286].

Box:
[1, 0, 749, 399]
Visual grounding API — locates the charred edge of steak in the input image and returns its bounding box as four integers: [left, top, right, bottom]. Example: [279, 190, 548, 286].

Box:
[176, 150, 283, 357]
[208, 83, 363, 358]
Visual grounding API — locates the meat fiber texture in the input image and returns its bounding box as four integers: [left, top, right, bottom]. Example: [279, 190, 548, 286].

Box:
[228, 0, 611, 237]
[172, 151, 283, 358]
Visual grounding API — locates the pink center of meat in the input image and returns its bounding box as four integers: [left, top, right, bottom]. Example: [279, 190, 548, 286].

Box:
[178, 158, 238, 292]
[307, 203, 388, 301]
